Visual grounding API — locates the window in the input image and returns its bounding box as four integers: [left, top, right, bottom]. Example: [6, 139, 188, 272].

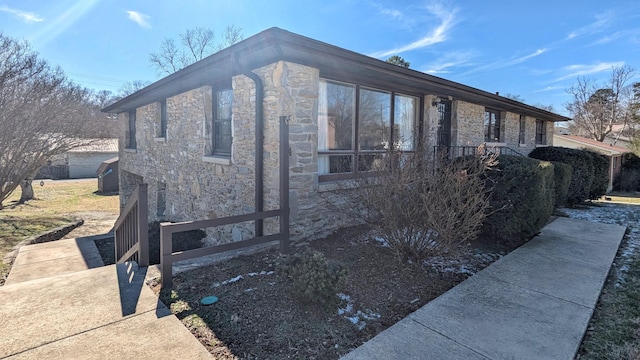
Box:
[318, 79, 418, 179]
[158, 100, 167, 138]
[213, 88, 233, 156]
[127, 110, 136, 149]
[484, 109, 501, 142]
[518, 115, 526, 144]
[535, 119, 547, 145]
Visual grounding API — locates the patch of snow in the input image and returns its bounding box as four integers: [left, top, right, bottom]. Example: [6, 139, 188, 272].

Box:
[426, 251, 502, 276]
[225, 275, 243, 284]
[374, 236, 390, 248]
[336, 293, 380, 330]
[211, 270, 275, 288]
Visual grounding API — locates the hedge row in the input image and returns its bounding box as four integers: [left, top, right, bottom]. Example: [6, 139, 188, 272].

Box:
[551, 161, 572, 207]
[529, 147, 608, 205]
[482, 155, 555, 242]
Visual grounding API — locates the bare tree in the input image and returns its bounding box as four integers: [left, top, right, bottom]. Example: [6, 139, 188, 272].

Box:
[117, 80, 151, 98]
[565, 65, 636, 141]
[503, 93, 525, 102]
[149, 25, 243, 76]
[0, 33, 96, 207]
[532, 103, 555, 112]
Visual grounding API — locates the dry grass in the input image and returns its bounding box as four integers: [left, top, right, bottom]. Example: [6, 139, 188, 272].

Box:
[577, 244, 640, 359]
[0, 179, 119, 283]
[600, 192, 640, 205]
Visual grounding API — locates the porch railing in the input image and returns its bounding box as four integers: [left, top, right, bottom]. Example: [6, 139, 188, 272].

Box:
[159, 116, 290, 289]
[113, 183, 149, 266]
[434, 145, 525, 159]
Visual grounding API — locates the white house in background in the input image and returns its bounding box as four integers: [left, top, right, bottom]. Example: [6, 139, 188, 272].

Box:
[553, 134, 630, 192]
[46, 139, 119, 178]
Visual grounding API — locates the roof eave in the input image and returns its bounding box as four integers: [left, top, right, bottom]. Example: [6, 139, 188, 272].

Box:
[102, 27, 571, 123]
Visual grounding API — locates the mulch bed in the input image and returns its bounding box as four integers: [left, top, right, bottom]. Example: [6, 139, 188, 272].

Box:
[133, 226, 516, 359]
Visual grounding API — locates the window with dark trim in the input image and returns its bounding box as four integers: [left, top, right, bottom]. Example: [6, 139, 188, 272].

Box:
[212, 88, 233, 156]
[317, 79, 419, 180]
[518, 115, 526, 144]
[484, 109, 501, 142]
[127, 110, 136, 149]
[535, 119, 547, 145]
[158, 100, 167, 138]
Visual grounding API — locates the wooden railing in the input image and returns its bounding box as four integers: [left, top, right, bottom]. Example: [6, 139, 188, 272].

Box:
[159, 116, 290, 288]
[434, 145, 525, 158]
[114, 183, 149, 266]
[160, 209, 289, 288]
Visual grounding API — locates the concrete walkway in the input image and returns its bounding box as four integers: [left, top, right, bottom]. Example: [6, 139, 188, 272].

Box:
[342, 217, 627, 360]
[0, 237, 212, 359]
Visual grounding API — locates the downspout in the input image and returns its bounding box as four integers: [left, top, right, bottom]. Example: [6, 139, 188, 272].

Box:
[234, 54, 264, 237]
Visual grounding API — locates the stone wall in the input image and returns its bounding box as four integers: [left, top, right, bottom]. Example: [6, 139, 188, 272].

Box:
[119, 61, 360, 244]
[450, 100, 554, 155]
[454, 101, 485, 146]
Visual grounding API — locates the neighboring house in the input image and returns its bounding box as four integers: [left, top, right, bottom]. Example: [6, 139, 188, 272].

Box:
[103, 27, 570, 243]
[38, 139, 119, 179]
[553, 134, 630, 192]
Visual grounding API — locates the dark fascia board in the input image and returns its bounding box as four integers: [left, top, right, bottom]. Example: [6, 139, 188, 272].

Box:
[103, 27, 571, 122]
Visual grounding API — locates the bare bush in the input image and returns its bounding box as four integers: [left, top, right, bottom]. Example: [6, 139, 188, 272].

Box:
[336, 147, 496, 261]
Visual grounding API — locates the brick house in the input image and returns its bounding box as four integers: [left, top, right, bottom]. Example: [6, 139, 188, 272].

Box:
[103, 27, 570, 243]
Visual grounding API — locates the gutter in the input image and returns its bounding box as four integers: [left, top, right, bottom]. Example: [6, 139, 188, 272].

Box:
[234, 53, 265, 237]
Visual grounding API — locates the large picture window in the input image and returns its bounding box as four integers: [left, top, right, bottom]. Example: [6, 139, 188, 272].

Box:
[318, 79, 418, 179]
[213, 88, 233, 156]
[484, 109, 501, 142]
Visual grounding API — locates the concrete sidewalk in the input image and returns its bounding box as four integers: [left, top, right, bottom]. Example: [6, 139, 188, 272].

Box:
[342, 217, 627, 360]
[0, 237, 212, 359]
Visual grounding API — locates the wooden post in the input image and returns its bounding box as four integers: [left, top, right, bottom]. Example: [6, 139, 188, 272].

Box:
[160, 223, 173, 288]
[279, 116, 290, 254]
[137, 184, 149, 267]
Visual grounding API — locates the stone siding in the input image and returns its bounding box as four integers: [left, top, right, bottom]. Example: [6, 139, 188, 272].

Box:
[454, 101, 485, 146]
[119, 61, 359, 244]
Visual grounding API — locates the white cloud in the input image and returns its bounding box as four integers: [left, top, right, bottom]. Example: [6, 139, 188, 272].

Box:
[371, 1, 402, 19]
[369, 4, 459, 58]
[565, 12, 613, 40]
[502, 49, 547, 67]
[554, 61, 625, 82]
[422, 50, 476, 74]
[533, 85, 564, 93]
[127, 10, 151, 29]
[0, 5, 44, 23]
[460, 48, 547, 76]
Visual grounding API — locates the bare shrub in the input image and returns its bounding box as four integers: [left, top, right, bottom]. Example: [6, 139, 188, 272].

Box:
[336, 147, 496, 261]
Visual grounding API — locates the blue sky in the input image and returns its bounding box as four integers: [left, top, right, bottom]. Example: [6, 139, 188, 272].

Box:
[1, 0, 639, 116]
